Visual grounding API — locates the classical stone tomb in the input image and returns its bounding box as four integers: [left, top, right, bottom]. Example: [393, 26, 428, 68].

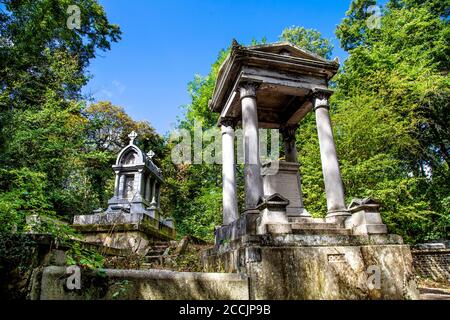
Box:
[73, 132, 176, 254]
[202, 41, 419, 299]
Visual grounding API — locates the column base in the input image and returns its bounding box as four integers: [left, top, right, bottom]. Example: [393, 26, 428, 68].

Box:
[287, 207, 312, 218]
[326, 210, 351, 226]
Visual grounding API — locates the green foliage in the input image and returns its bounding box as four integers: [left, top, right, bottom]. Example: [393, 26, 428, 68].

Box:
[0, 0, 121, 110]
[0, 168, 54, 233]
[0, 0, 122, 225]
[330, 0, 449, 242]
[182, 186, 223, 241]
[171, 247, 204, 272]
[280, 26, 334, 59]
[66, 242, 104, 270]
[335, 0, 378, 51]
[295, 0, 450, 242]
[0, 233, 37, 272]
[110, 280, 131, 300]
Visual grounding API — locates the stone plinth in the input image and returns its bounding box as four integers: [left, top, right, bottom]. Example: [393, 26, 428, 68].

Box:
[73, 212, 175, 254]
[215, 211, 259, 246]
[345, 198, 388, 235]
[256, 194, 291, 235]
[262, 161, 309, 216]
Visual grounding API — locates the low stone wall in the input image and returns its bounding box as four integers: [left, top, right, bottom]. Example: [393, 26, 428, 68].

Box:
[412, 248, 450, 283]
[36, 267, 249, 300]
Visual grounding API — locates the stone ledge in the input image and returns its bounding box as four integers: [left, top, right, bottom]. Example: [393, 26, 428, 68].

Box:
[73, 213, 176, 241]
[38, 266, 249, 300]
[411, 248, 450, 254]
[210, 233, 404, 254]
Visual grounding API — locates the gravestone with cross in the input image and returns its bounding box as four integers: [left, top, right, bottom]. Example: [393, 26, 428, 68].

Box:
[73, 131, 175, 253]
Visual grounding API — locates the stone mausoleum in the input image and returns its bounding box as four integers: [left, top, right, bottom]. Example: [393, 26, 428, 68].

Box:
[202, 41, 419, 299]
[73, 131, 176, 254]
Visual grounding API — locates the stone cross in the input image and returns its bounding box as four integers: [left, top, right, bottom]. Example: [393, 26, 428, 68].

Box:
[128, 131, 138, 145]
[147, 150, 155, 160]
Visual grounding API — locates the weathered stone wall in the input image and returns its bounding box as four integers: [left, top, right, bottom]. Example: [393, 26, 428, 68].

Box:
[412, 248, 450, 283]
[202, 234, 420, 300]
[36, 267, 249, 300]
[249, 245, 418, 300]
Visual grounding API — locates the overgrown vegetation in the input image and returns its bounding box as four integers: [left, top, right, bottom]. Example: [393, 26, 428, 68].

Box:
[0, 0, 448, 281]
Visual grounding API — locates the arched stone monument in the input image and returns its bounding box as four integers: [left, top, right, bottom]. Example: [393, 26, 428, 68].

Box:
[73, 131, 176, 254]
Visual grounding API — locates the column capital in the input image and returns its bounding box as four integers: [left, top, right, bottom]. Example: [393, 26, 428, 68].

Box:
[219, 117, 238, 129]
[279, 124, 299, 142]
[239, 81, 261, 100]
[311, 88, 334, 111]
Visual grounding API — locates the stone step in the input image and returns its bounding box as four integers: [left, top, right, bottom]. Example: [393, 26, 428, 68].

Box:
[288, 217, 327, 224]
[291, 228, 352, 235]
[150, 245, 170, 250]
[146, 250, 166, 256]
[291, 223, 340, 230]
[144, 255, 164, 264]
[141, 263, 157, 269]
[151, 241, 171, 246]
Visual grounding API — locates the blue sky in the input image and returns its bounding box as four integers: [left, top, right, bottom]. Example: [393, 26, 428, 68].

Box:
[84, 0, 356, 134]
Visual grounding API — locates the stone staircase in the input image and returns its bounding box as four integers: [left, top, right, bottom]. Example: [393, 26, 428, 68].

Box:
[142, 241, 173, 268]
[286, 216, 352, 235]
[291, 223, 351, 235]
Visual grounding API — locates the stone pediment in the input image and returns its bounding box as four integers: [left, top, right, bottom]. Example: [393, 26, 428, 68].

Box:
[257, 193, 290, 209]
[209, 40, 339, 125]
[248, 42, 331, 63]
[116, 145, 144, 166]
[348, 198, 381, 209]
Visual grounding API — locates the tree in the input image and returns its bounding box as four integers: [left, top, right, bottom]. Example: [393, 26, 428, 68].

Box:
[160, 49, 228, 240]
[329, 0, 449, 242]
[84, 101, 162, 153]
[0, 0, 121, 110]
[280, 26, 334, 59]
[0, 0, 121, 228]
[335, 0, 378, 51]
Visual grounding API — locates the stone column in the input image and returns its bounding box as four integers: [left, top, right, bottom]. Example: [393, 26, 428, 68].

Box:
[145, 176, 151, 202]
[312, 89, 349, 220]
[240, 81, 264, 210]
[113, 171, 120, 198]
[133, 170, 144, 201]
[155, 183, 161, 208]
[118, 174, 125, 199]
[150, 179, 157, 207]
[220, 117, 239, 225]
